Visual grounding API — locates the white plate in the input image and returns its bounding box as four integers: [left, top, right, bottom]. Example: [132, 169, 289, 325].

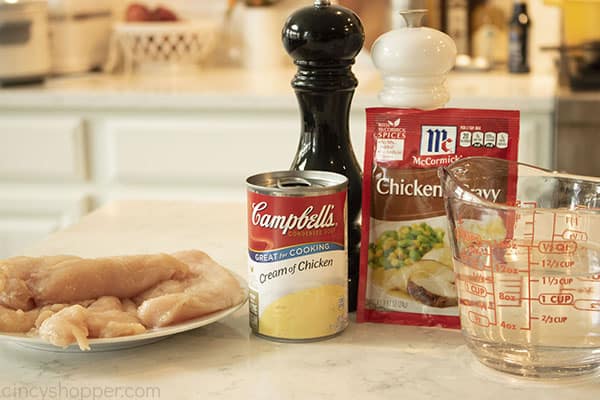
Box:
[0, 273, 248, 353]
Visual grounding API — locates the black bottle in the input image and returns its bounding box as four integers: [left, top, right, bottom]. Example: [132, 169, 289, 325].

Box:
[282, 0, 365, 311]
[508, 1, 530, 73]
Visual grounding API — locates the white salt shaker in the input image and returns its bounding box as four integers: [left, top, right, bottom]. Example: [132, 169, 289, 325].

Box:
[371, 9, 457, 110]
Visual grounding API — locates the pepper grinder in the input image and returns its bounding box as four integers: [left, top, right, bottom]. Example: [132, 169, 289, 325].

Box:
[282, 0, 365, 311]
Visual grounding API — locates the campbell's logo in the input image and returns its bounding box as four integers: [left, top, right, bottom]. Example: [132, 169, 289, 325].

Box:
[420, 125, 457, 155]
[251, 201, 337, 235]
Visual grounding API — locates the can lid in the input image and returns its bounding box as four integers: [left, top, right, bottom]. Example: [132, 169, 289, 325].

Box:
[246, 170, 348, 196]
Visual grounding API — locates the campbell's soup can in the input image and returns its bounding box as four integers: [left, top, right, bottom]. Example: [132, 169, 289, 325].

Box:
[246, 170, 348, 342]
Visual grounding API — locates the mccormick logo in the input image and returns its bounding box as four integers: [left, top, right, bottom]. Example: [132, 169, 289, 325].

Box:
[420, 125, 457, 155]
[251, 201, 336, 235]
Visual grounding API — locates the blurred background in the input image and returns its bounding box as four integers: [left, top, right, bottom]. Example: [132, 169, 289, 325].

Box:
[0, 0, 598, 257]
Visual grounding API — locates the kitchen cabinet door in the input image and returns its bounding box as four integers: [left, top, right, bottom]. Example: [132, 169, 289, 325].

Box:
[556, 125, 600, 176]
[100, 113, 375, 185]
[0, 117, 87, 181]
[101, 116, 298, 184]
[0, 217, 61, 258]
[0, 195, 88, 258]
[350, 112, 366, 167]
[518, 113, 554, 170]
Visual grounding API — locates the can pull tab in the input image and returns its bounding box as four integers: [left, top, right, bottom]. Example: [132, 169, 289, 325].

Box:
[277, 177, 312, 189]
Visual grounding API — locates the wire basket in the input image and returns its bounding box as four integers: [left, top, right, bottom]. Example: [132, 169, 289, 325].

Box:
[113, 21, 219, 73]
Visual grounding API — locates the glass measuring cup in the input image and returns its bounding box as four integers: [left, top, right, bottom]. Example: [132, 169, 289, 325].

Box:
[440, 157, 600, 378]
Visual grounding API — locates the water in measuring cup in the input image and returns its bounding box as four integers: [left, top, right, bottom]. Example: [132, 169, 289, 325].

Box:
[455, 242, 600, 378]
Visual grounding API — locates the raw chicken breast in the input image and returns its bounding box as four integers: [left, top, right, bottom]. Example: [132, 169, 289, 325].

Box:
[29, 254, 191, 306]
[34, 304, 70, 328]
[37, 297, 147, 350]
[136, 250, 245, 328]
[1, 250, 245, 350]
[0, 305, 39, 333]
[0, 255, 79, 310]
[0, 302, 89, 334]
[121, 298, 138, 316]
[1, 255, 81, 280]
[85, 297, 146, 339]
[87, 296, 123, 312]
[0, 277, 34, 312]
[38, 305, 90, 350]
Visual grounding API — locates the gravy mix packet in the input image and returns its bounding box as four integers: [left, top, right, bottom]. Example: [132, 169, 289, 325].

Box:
[357, 108, 520, 328]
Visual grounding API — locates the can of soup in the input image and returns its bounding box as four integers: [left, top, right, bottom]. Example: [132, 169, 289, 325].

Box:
[246, 170, 348, 342]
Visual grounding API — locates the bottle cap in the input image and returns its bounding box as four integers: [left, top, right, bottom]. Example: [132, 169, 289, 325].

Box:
[371, 9, 457, 109]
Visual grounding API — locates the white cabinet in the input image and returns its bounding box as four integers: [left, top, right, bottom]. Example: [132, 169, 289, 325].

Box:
[0, 117, 86, 181]
[0, 84, 554, 256]
[102, 116, 299, 184]
[0, 195, 88, 258]
[0, 218, 59, 259]
[518, 113, 554, 170]
[0, 116, 88, 257]
[350, 113, 367, 166]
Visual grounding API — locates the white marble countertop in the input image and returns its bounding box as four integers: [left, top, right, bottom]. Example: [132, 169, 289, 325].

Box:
[1, 200, 598, 399]
[0, 67, 556, 112]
